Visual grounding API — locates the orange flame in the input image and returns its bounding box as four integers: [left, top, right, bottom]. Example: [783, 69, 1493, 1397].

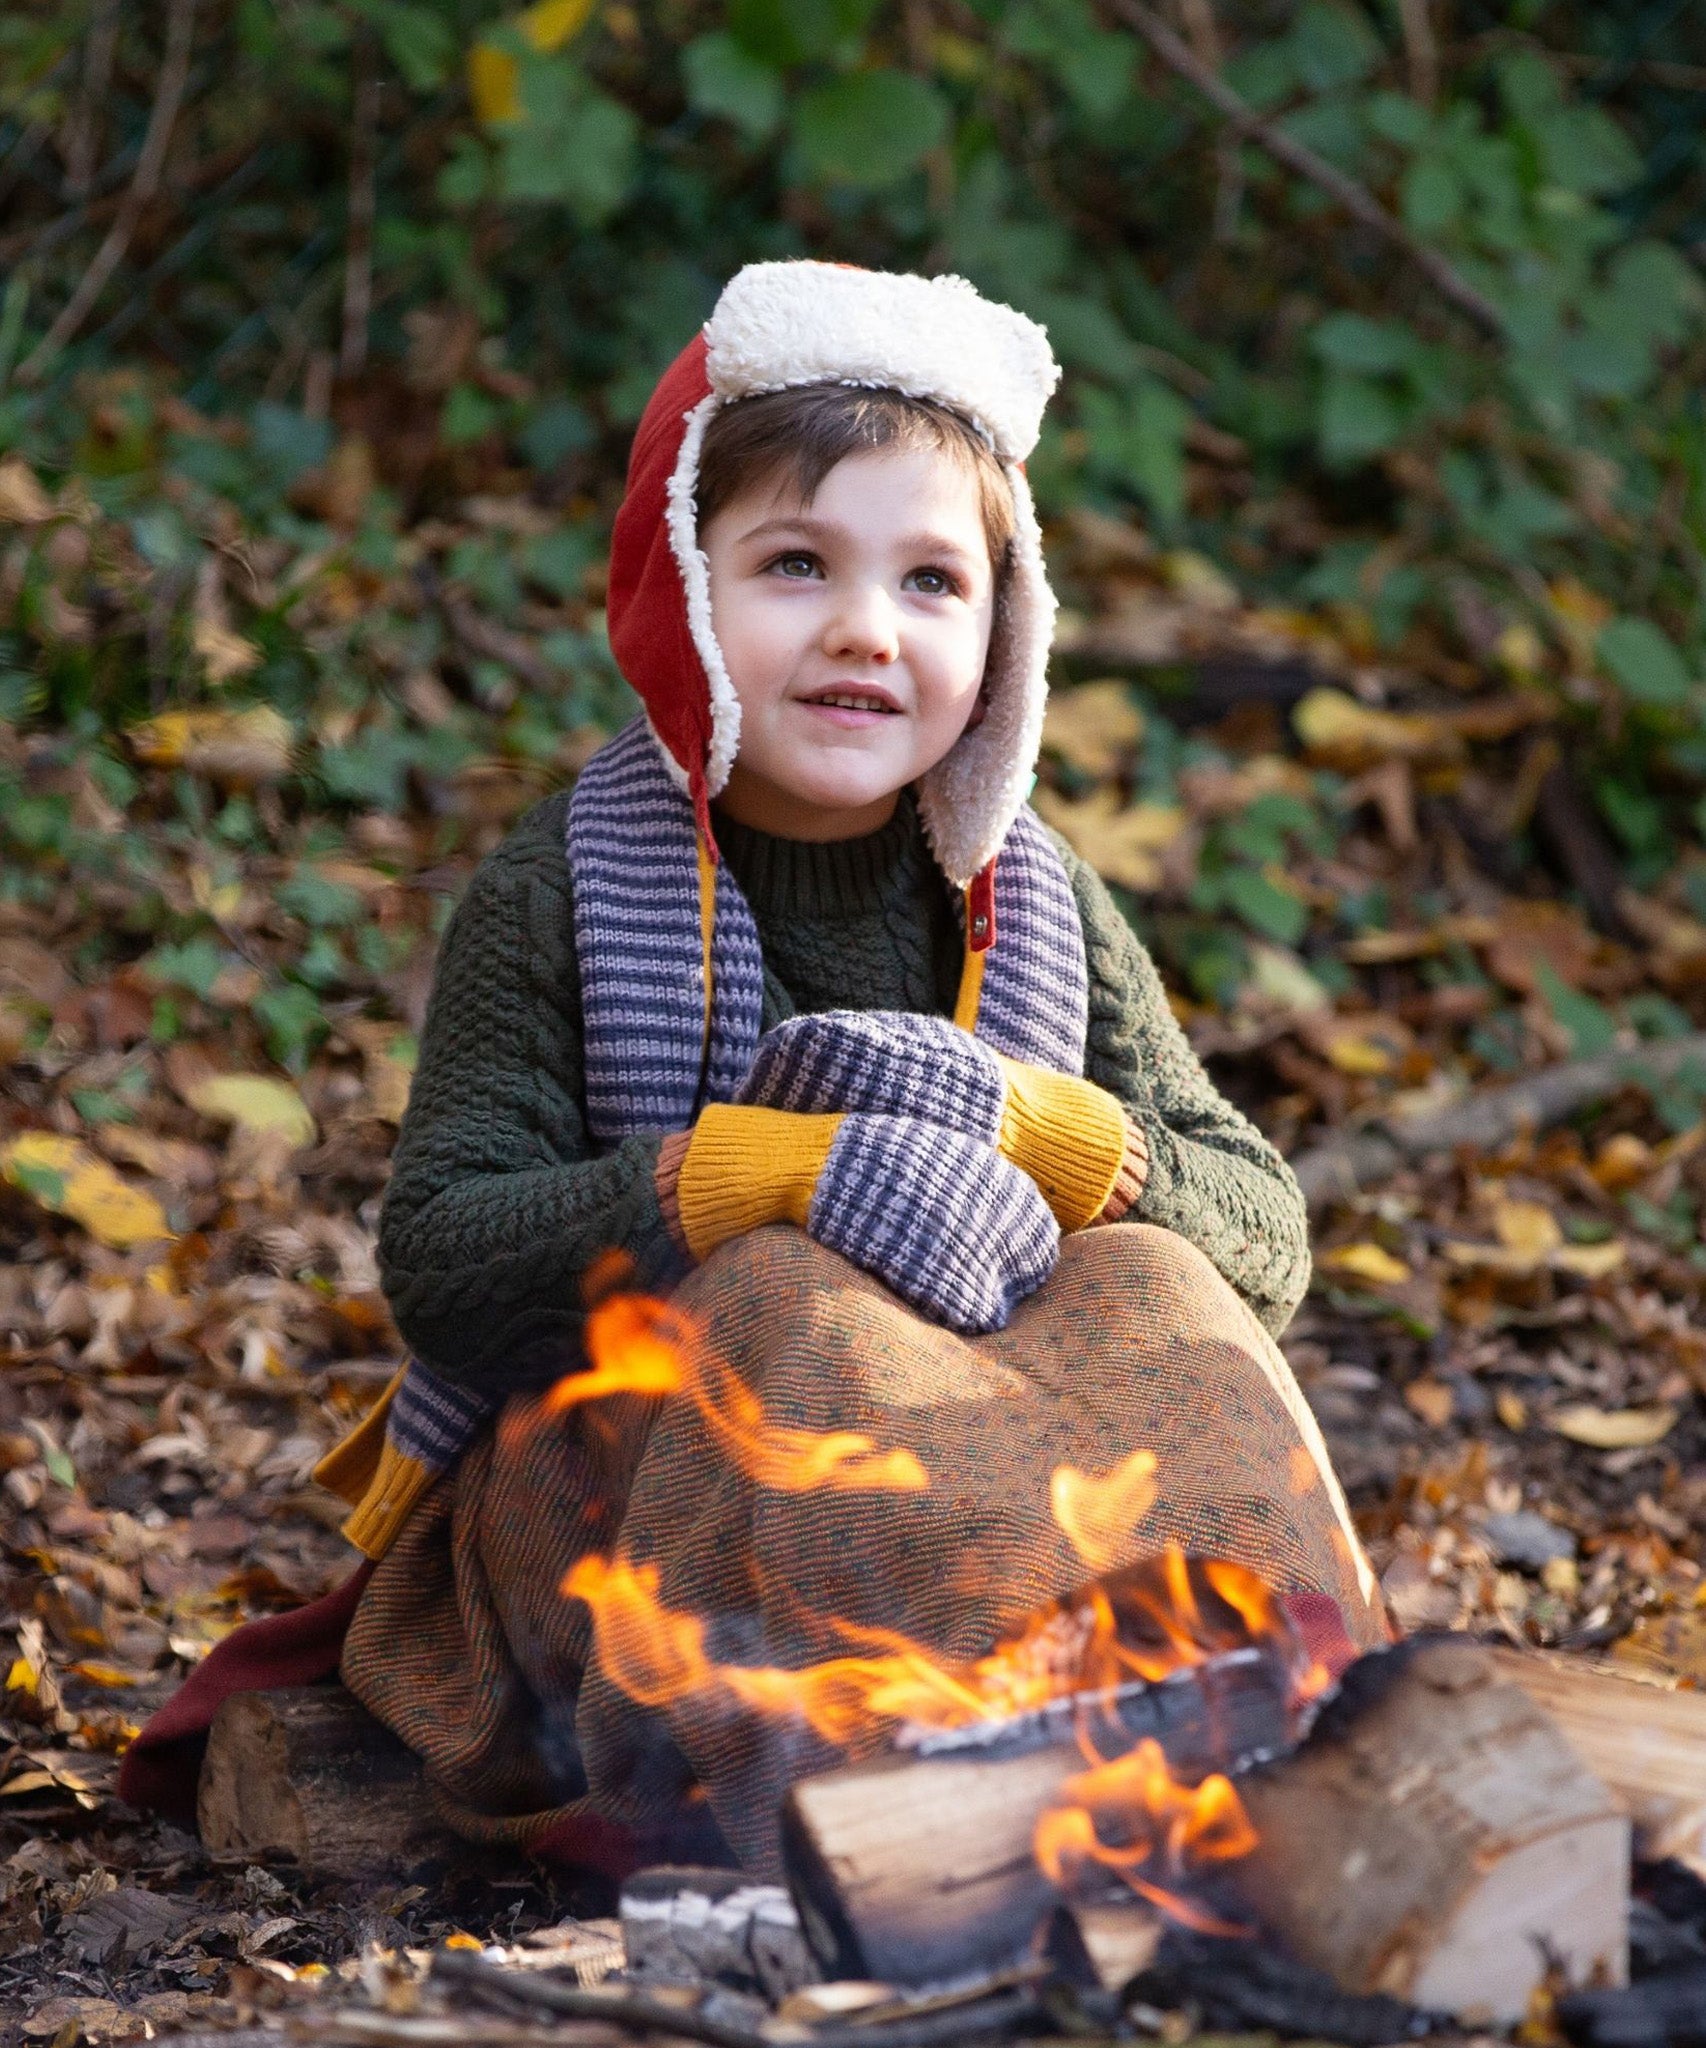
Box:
[1035, 1737, 1257, 1934]
[539, 1293, 928, 1494]
[563, 1551, 1095, 1745]
[1050, 1448, 1158, 1574]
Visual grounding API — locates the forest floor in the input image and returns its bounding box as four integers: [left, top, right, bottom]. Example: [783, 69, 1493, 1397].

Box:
[5, 465, 1706, 2043]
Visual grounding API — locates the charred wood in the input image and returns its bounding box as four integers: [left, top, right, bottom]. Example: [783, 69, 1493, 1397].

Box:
[1129, 1928, 1437, 2044]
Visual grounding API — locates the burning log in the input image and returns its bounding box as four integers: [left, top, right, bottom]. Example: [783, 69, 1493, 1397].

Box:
[197, 1684, 461, 1879]
[1228, 1637, 1628, 2024]
[781, 1639, 1294, 1984]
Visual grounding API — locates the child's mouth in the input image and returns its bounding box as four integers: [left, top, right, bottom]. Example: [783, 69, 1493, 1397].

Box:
[799, 688, 901, 728]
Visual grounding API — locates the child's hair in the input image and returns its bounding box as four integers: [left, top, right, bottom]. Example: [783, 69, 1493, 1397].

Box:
[695, 383, 1018, 578]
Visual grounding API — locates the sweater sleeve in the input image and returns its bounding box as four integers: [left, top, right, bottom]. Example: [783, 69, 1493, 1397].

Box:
[1055, 838, 1312, 1334]
[377, 793, 683, 1401]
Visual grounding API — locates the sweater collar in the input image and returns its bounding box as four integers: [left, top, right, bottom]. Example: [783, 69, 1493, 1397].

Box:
[712, 790, 930, 920]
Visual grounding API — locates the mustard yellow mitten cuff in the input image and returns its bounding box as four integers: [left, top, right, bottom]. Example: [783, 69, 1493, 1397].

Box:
[675, 1104, 842, 1262]
[995, 1056, 1130, 1233]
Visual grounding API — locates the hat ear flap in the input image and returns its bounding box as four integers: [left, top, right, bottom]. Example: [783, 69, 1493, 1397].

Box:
[916, 462, 1054, 888]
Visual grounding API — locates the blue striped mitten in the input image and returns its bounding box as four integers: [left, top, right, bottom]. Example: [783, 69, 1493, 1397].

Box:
[671, 1105, 1059, 1334]
[737, 1010, 1143, 1232]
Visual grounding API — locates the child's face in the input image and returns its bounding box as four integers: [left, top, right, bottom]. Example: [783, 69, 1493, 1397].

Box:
[701, 444, 996, 841]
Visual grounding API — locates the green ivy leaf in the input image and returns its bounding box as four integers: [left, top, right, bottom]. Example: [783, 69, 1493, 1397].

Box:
[1401, 155, 1461, 235]
[497, 58, 638, 222]
[1598, 616, 1694, 709]
[1317, 370, 1405, 467]
[1220, 865, 1310, 947]
[1311, 313, 1417, 376]
[377, 5, 454, 90]
[1534, 961, 1616, 1059]
[728, 0, 878, 66]
[682, 32, 784, 138]
[792, 70, 948, 188]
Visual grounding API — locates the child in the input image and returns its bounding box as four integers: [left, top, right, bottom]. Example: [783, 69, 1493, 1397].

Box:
[320, 263, 1385, 1874]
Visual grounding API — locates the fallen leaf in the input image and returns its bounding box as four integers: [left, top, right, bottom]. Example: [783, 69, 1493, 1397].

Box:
[1339, 914, 1497, 965]
[0, 1133, 172, 1249]
[1319, 1242, 1412, 1287]
[1293, 688, 1458, 770]
[1550, 1239, 1627, 1279]
[1032, 786, 1184, 892]
[1041, 679, 1145, 778]
[1495, 1389, 1528, 1431]
[191, 615, 263, 684]
[1304, 1010, 1412, 1076]
[1591, 1133, 1652, 1190]
[1244, 944, 1331, 1016]
[1404, 1378, 1455, 1428]
[0, 455, 54, 524]
[1483, 900, 1595, 997]
[1550, 1404, 1677, 1450]
[96, 1125, 220, 1189]
[1494, 1198, 1563, 1262]
[177, 1072, 317, 1148]
[128, 705, 294, 784]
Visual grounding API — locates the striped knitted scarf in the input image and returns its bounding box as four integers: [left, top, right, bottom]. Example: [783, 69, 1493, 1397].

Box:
[352, 719, 1090, 1548]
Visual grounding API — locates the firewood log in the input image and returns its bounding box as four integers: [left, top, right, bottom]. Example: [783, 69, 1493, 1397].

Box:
[1229, 1637, 1628, 2024]
[197, 1684, 461, 1879]
[1493, 1647, 1706, 1873]
[781, 1646, 1292, 1986]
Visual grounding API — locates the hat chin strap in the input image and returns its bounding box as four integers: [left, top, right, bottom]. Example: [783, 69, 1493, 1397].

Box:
[662, 412, 1055, 892]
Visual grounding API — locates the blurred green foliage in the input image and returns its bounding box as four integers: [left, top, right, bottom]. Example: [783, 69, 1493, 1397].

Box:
[2, 0, 1705, 830]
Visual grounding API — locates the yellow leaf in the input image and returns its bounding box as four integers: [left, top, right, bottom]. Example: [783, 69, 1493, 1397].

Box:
[443, 1933, 485, 1952]
[0, 456, 54, 524]
[1495, 620, 1546, 679]
[468, 42, 520, 121]
[1159, 549, 1239, 612]
[5, 1657, 38, 1695]
[129, 706, 293, 784]
[1031, 786, 1183, 893]
[1293, 687, 1456, 771]
[180, 1073, 317, 1148]
[470, 0, 598, 123]
[1041, 680, 1145, 778]
[67, 1662, 141, 1688]
[1320, 1242, 1411, 1287]
[1495, 1389, 1528, 1431]
[0, 1132, 172, 1249]
[1551, 1239, 1626, 1280]
[1493, 1198, 1563, 1262]
[1551, 1404, 1676, 1450]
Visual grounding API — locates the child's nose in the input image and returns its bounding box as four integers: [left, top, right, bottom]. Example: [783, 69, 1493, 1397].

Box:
[822, 583, 900, 663]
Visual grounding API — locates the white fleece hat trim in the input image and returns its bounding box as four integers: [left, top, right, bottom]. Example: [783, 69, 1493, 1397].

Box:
[664, 261, 1062, 885]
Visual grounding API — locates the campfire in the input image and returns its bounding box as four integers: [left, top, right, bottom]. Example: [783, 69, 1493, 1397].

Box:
[199, 1283, 1706, 2037]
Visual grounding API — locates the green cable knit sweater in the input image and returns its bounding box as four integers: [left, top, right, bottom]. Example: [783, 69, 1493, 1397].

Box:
[378, 788, 1310, 1400]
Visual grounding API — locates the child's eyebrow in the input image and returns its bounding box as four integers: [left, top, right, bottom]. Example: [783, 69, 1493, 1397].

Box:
[735, 513, 979, 562]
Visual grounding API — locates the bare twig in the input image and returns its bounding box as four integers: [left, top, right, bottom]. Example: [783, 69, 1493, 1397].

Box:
[61, 0, 122, 199]
[339, 61, 380, 380]
[1289, 1033, 1706, 1210]
[1397, 0, 1439, 107]
[15, 0, 198, 384]
[1102, 0, 1505, 338]
[430, 1951, 1042, 2048]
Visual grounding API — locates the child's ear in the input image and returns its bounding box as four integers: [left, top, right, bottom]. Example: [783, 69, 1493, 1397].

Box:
[963, 684, 990, 733]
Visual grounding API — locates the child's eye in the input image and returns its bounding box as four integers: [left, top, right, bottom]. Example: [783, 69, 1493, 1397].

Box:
[768, 551, 822, 579]
[905, 566, 960, 597]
